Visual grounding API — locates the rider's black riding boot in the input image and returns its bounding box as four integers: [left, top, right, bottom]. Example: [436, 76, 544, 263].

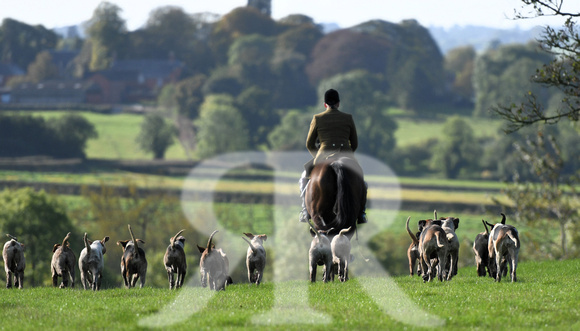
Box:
[299, 171, 310, 223]
[358, 181, 369, 224]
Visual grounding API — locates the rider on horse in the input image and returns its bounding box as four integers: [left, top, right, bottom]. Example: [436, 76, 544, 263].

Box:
[299, 89, 368, 224]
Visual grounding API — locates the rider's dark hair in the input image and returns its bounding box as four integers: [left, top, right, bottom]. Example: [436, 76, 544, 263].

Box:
[324, 89, 340, 107]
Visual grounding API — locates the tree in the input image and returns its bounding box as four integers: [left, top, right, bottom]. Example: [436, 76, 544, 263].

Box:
[26, 51, 59, 82]
[430, 116, 482, 178]
[317, 70, 397, 162]
[228, 34, 275, 89]
[493, 131, 580, 258]
[492, 1, 580, 131]
[236, 86, 275, 148]
[47, 114, 99, 158]
[306, 29, 391, 87]
[209, 7, 277, 65]
[268, 109, 312, 151]
[445, 46, 476, 102]
[474, 42, 554, 118]
[127, 6, 214, 74]
[0, 188, 77, 287]
[0, 18, 58, 69]
[194, 94, 249, 159]
[0, 113, 97, 158]
[136, 114, 176, 159]
[85, 1, 128, 71]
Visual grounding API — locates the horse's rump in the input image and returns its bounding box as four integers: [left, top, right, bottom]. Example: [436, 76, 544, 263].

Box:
[306, 156, 364, 238]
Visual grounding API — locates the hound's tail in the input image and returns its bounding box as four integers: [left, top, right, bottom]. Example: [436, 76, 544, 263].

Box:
[171, 229, 185, 249]
[507, 230, 520, 248]
[435, 231, 446, 248]
[5, 234, 18, 241]
[62, 232, 71, 248]
[242, 237, 257, 254]
[482, 220, 490, 235]
[128, 224, 139, 255]
[406, 217, 419, 245]
[207, 230, 218, 251]
[83, 233, 91, 253]
[338, 226, 352, 237]
[307, 219, 320, 238]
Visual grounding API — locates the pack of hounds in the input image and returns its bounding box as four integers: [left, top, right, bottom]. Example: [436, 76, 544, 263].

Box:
[406, 211, 520, 283]
[2, 211, 520, 290]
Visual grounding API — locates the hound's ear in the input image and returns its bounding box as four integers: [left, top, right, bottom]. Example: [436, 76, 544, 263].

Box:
[197, 244, 205, 253]
[243, 232, 254, 239]
[485, 221, 495, 229]
[117, 240, 129, 248]
[433, 219, 442, 226]
[52, 244, 60, 253]
[309, 228, 316, 237]
[417, 220, 427, 232]
[453, 218, 460, 230]
[259, 234, 267, 241]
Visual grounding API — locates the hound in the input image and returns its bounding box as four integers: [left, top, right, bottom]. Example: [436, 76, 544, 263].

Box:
[473, 220, 491, 277]
[3, 234, 25, 289]
[418, 218, 448, 282]
[164, 229, 186, 289]
[51, 232, 76, 288]
[488, 214, 520, 282]
[242, 232, 267, 285]
[117, 225, 148, 288]
[406, 216, 421, 276]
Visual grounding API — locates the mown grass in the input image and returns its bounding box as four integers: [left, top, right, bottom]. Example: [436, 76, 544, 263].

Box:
[0, 259, 578, 330]
[18, 111, 188, 160]
[13, 110, 502, 160]
[394, 115, 503, 147]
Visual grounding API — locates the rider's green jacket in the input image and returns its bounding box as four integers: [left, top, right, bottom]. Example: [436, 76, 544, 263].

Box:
[306, 107, 358, 165]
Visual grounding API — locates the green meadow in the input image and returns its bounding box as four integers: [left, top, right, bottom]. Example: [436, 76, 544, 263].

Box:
[17, 110, 503, 160]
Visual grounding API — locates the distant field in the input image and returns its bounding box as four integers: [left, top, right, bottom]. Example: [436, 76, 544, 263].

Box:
[7, 110, 503, 159]
[0, 259, 578, 330]
[19, 111, 188, 160]
[0, 169, 506, 207]
[394, 116, 503, 147]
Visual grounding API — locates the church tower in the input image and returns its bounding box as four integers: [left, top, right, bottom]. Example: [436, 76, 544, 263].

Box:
[247, 0, 271, 16]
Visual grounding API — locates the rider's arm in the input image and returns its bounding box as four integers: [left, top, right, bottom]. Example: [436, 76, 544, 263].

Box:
[306, 116, 319, 157]
[349, 115, 358, 152]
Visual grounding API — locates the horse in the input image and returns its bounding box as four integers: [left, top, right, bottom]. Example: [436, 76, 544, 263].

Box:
[305, 156, 366, 240]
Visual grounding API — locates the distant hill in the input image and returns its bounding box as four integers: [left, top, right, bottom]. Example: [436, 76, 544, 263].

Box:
[428, 25, 544, 54]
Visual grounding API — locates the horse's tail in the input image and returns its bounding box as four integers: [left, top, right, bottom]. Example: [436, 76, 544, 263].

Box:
[331, 160, 352, 229]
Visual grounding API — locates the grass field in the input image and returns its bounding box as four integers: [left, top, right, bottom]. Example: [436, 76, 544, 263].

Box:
[1, 259, 578, 330]
[18, 111, 188, 160]
[394, 116, 503, 147]
[12, 110, 503, 160]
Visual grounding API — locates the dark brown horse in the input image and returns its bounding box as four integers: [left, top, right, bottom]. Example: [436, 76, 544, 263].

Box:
[305, 156, 366, 239]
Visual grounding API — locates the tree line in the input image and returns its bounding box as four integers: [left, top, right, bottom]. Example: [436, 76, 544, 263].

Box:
[0, 2, 570, 178]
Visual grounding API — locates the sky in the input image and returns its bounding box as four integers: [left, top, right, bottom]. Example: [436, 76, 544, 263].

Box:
[0, 0, 572, 31]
